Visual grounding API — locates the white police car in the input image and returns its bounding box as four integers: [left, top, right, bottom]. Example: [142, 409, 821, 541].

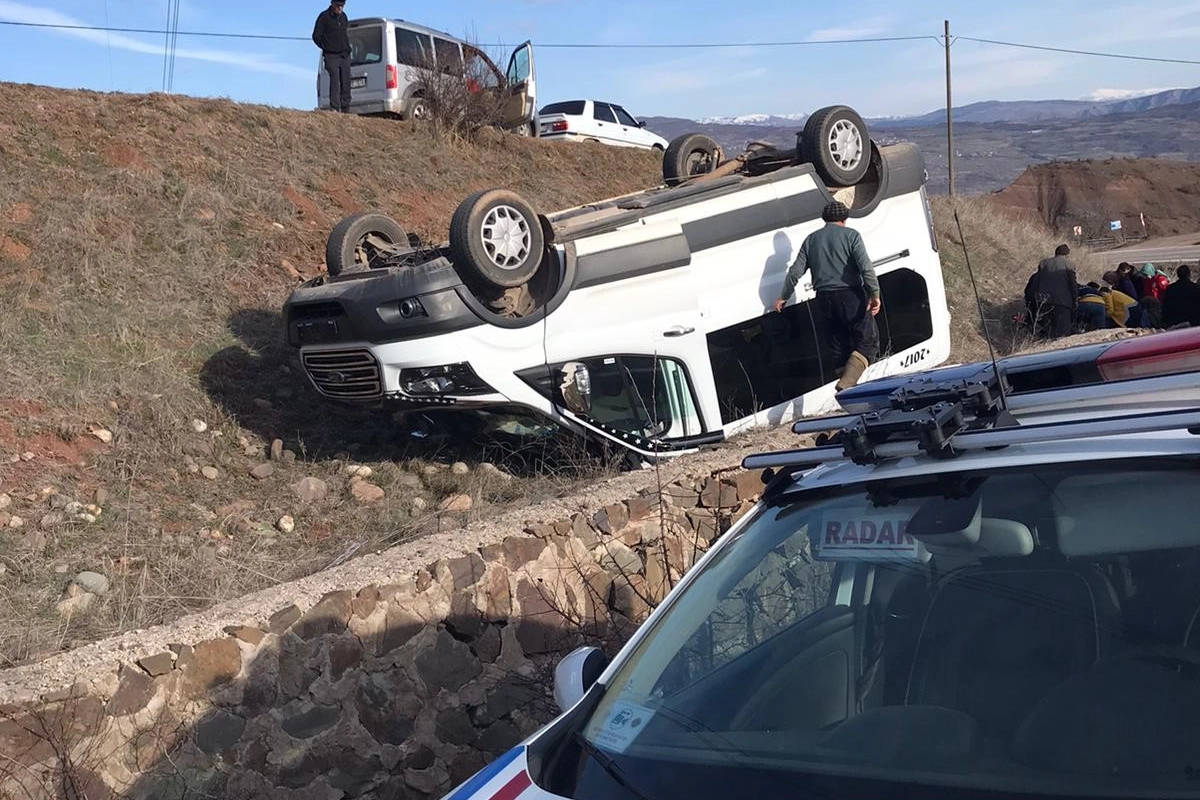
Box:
[440, 327, 1200, 800]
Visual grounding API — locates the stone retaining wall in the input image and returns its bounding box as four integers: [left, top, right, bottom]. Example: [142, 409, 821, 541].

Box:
[0, 468, 765, 800]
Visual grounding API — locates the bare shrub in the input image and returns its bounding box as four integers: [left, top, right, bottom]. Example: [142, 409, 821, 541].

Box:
[411, 41, 519, 140]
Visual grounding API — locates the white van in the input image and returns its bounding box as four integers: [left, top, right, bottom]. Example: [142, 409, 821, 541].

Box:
[283, 107, 952, 461]
[316, 17, 537, 135]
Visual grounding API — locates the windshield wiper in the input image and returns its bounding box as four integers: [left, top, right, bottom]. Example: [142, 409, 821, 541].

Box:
[573, 732, 656, 800]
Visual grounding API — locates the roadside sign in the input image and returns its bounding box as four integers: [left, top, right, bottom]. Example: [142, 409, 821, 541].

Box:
[1073, 225, 1083, 237]
[1110, 220, 1123, 231]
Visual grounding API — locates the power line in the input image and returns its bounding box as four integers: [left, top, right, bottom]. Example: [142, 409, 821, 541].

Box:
[102, 0, 113, 89]
[5, 16, 1200, 64]
[530, 35, 939, 48]
[169, 0, 182, 92]
[5, 19, 307, 41]
[956, 36, 1200, 66]
[0, 19, 934, 47]
[160, 1, 171, 91]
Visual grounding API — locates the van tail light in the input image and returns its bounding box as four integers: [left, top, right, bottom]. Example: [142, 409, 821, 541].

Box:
[550, 120, 569, 132]
[1096, 328, 1200, 382]
[386, 65, 398, 90]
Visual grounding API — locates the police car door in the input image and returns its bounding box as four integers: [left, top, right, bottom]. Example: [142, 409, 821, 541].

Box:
[541, 218, 719, 459]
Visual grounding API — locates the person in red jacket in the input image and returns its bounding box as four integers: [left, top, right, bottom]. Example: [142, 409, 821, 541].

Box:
[1139, 263, 1170, 301]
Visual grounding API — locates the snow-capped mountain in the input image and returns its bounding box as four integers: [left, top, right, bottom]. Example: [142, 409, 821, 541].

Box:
[696, 112, 808, 126]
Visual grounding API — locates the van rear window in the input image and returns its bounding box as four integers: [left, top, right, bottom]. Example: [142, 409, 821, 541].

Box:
[349, 26, 383, 66]
[540, 101, 586, 116]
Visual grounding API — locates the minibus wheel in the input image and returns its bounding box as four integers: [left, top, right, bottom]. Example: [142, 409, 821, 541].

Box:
[663, 133, 722, 186]
[325, 213, 410, 277]
[801, 105, 872, 187]
[449, 189, 545, 291]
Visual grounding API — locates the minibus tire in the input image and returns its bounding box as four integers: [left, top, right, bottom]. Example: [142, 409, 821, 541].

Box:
[663, 133, 722, 187]
[449, 189, 545, 290]
[325, 213, 410, 277]
[801, 105, 872, 187]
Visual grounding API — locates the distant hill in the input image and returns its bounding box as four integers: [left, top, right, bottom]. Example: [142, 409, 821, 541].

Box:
[993, 155, 1200, 238]
[641, 93, 1200, 195]
[643, 85, 1200, 135]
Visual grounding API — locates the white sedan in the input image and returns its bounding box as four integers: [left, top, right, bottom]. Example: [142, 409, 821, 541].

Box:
[537, 100, 668, 150]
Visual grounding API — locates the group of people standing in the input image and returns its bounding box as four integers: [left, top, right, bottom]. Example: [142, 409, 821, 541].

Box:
[1024, 246, 1200, 339]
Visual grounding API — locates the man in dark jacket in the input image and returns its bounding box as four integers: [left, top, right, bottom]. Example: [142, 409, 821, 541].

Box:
[772, 201, 881, 390]
[313, 0, 352, 113]
[1162, 264, 1200, 328]
[1033, 244, 1078, 338]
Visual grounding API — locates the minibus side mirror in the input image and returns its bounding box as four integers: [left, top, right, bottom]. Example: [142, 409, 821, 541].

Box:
[554, 646, 609, 712]
[559, 361, 592, 415]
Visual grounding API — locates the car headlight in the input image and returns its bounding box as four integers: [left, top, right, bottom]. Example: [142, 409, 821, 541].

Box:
[399, 363, 494, 396]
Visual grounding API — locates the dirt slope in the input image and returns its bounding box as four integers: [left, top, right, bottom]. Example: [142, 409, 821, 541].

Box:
[0, 81, 1118, 670]
[993, 157, 1200, 238]
[0, 82, 660, 667]
[931, 195, 1107, 362]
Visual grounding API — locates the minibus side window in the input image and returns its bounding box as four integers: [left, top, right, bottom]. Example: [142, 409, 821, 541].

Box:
[580, 356, 702, 440]
[875, 268, 933, 355]
[395, 29, 430, 68]
[433, 37, 464, 75]
[706, 300, 834, 424]
[463, 46, 502, 89]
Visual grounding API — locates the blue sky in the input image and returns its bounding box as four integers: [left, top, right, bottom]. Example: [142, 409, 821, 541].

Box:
[2, 0, 1200, 119]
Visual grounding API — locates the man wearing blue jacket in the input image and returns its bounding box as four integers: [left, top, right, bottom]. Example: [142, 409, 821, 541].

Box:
[773, 201, 881, 390]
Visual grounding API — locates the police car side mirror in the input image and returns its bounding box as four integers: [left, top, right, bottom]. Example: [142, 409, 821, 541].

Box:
[559, 361, 592, 415]
[554, 646, 609, 712]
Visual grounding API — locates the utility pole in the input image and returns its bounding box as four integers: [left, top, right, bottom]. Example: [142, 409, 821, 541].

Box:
[944, 19, 955, 197]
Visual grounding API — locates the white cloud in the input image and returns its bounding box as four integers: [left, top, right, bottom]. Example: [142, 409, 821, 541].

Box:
[1085, 87, 1175, 101]
[0, 1, 311, 80]
[635, 65, 768, 96]
[807, 23, 888, 42]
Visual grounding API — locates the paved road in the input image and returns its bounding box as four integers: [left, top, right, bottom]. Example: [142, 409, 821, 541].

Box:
[1096, 244, 1200, 264]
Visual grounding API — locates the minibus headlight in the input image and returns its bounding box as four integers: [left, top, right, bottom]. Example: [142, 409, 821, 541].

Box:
[399, 363, 494, 396]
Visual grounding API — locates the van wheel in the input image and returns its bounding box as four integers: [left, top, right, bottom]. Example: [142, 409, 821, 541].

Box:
[404, 97, 429, 121]
[449, 189, 545, 290]
[801, 105, 871, 187]
[663, 133, 722, 187]
[325, 213, 409, 277]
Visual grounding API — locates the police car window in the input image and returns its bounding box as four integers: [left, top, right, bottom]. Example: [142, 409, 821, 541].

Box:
[654, 517, 837, 696]
[349, 26, 383, 67]
[395, 29, 429, 68]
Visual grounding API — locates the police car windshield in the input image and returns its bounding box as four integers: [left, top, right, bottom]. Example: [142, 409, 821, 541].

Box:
[573, 459, 1200, 799]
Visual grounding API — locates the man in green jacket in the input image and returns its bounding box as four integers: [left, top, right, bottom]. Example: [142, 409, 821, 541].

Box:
[772, 201, 881, 390]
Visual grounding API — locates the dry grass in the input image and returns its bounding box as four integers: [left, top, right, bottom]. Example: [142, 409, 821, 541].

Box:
[0, 83, 658, 667]
[930, 195, 1108, 362]
[0, 82, 1105, 668]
